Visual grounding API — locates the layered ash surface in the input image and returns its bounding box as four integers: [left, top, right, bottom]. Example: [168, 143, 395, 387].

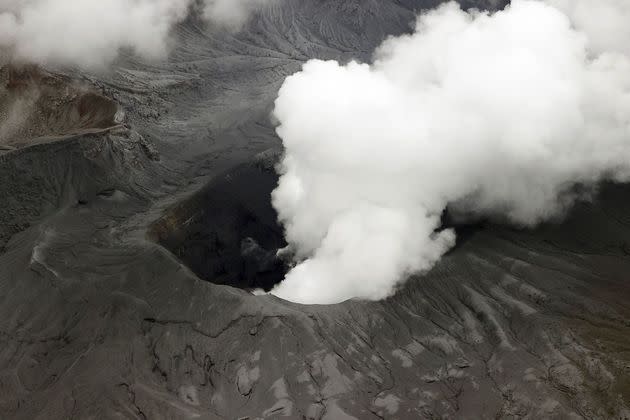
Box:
[0, 65, 120, 148]
[0, 0, 629, 419]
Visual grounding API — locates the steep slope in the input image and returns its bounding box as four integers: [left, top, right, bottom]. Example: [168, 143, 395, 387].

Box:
[0, 0, 628, 419]
[0, 66, 120, 148]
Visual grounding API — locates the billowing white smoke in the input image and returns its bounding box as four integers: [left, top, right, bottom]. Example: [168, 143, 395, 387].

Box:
[0, 0, 192, 68]
[548, 0, 630, 55]
[270, 0, 630, 304]
[0, 0, 271, 69]
[203, 0, 274, 30]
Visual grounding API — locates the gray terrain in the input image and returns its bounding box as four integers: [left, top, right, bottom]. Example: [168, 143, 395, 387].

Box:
[0, 0, 629, 419]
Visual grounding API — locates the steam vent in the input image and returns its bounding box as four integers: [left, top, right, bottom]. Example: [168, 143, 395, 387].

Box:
[0, 0, 629, 419]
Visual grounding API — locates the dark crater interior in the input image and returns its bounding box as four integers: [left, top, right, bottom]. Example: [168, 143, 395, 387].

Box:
[149, 155, 498, 292]
[149, 161, 288, 291]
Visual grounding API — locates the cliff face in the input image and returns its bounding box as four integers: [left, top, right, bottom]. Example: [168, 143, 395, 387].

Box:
[0, 1, 628, 419]
[0, 66, 121, 147]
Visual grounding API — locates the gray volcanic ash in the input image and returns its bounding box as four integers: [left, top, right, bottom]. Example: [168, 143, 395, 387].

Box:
[0, 1, 629, 419]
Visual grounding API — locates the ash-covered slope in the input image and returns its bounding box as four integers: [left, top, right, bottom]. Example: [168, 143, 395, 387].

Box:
[0, 0, 628, 419]
[0, 66, 120, 147]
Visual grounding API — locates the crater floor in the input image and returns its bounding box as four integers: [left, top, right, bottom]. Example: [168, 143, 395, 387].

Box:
[149, 158, 287, 292]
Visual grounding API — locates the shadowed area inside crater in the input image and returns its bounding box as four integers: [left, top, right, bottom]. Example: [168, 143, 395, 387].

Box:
[149, 160, 288, 291]
[148, 154, 500, 294]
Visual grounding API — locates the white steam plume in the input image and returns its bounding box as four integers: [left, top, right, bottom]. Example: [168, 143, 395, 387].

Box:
[547, 0, 630, 55]
[270, 0, 630, 304]
[0, 0, 192, 69]
[203, 0, 275, 30]
[0, 0, 272, 69]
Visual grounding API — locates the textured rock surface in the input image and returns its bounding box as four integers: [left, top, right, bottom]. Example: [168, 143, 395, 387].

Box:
[0, 0, 628, 419]
[0, 66, 121, 147]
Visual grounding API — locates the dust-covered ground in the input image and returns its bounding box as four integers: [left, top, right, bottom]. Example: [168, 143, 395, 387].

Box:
[0, 0, 629, 419]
